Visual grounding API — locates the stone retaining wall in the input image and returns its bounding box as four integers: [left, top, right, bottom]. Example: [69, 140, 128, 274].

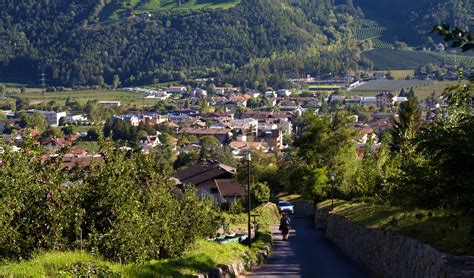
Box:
[315, 208, 474, 278]
[194, 245, 272, 278]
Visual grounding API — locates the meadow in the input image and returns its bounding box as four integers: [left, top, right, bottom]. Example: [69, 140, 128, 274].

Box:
[350, 79, 434, 92]
[100, 0, 241, 20]
[1, 88, 171, 108]
[348, 80, 459, 99]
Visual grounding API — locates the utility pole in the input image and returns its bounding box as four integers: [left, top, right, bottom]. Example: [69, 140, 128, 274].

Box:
[246, 152, 252, 248]
[40, 71, 47, 96]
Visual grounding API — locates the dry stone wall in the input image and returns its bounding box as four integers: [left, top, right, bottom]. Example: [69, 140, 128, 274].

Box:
[315, 208, 474, 278]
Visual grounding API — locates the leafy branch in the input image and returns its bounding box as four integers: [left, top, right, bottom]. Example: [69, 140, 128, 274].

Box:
[431, 24, 474, 52]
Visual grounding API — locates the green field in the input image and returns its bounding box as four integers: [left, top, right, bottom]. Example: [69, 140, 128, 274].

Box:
[100, 0, 241, 20]
[350, 79, 434, 92]
[363, 49, 474, 70]
[348, 81, 460, 99]
[3, 89, 171, 108]
[385, 70, 414, 80]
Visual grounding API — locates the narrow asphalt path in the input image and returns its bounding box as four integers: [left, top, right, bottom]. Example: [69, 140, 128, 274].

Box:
[243, 216, 368, 278]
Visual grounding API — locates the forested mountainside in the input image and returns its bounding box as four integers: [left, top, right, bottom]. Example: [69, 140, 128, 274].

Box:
[0, 0, 360, 87]
[351, 0, 473, 45]
[0, 0, 472, 87]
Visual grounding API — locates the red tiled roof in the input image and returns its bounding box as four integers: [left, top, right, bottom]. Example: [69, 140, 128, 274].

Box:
[215, 179, 245, 197]
[173, 160, 236, 185]
[181, 128, 231, 136]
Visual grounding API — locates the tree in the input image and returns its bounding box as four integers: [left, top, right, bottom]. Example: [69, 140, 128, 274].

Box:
[0, 84, 7, 97]
[22, 113, 48, 130]
[399, 88, 407, 97]
[112, 75, 121, 89]
[416, 81, 474, 210]
[40, 127, 63, 140]
[389, 97, 422, 152]
[386, 71, 394, 80]
[62, 125, 77, 135]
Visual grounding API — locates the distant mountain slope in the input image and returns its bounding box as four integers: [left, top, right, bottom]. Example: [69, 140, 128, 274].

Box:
[0, 0, 359, 86]
[351, 0, 473, 45]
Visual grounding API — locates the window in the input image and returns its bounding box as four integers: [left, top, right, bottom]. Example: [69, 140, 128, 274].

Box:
[210, 188, 219, 194]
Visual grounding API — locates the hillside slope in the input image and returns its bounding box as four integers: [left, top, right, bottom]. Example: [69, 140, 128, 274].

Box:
[351, 0, 473, 45]
[0, 0, 358, 87]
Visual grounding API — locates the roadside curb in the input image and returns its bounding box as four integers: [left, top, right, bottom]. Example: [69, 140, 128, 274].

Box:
[192, 242, 272, 278]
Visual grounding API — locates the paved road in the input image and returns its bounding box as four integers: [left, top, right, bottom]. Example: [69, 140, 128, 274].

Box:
[244, 216, 368, 278]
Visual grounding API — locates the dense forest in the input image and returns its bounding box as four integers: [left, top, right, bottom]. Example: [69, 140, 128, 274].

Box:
[0, 0, 358, 87]
[0, 0, 472, 87]
[350, 0, 473, 44]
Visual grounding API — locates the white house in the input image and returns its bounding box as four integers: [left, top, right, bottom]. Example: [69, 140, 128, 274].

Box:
[168, 86, 187, 94]
[265, 91, 277, 98]
[26, 110, 66, 127]
[277, 89, 292, 97]
[191, 88, 208, 98]
[66, 114, 88, 122]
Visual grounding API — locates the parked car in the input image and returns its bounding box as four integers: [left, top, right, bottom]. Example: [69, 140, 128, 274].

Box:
[278, 201, 294, 214]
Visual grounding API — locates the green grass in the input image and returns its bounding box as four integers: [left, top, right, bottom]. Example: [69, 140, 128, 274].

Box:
[225, 202, 280, 233]
[350, 79, 434, 92]
[0, 240, 254, 277]
[0, 203, 278, 277]
[318, 200, 474, 256]
[73, 141, 101, 152]
[385, 70, 414, 80]
[100, 0, 240, 20]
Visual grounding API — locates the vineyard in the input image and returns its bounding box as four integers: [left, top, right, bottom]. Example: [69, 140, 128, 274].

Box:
[349, 79, 435, 92]
[372, 38, 394, 49]
[354, 27, 394, 49]
[363, 49, 441, 70]
[363, 49, 474, 70]
[429, 52, 474, 68]
[354, 27, 385, 41]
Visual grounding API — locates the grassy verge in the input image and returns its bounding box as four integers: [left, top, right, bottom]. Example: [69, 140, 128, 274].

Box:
[224, 202, 280, 232]
[318, 200, 474, 256]
[0, 203, 279, 277]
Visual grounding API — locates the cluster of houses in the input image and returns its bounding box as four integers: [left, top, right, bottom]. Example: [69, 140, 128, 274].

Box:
[2, 78, 465, 204]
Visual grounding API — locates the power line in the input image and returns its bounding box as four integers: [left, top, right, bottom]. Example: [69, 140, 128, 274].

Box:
[40, 71, 47, 96]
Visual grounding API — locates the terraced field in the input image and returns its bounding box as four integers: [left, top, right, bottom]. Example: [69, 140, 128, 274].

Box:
[100, 0, 240, 20]
[354, 27, 385, 41]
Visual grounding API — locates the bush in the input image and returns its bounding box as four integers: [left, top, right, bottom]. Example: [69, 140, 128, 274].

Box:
[0, 141, 222, 263]
[251, 182, 270, 207]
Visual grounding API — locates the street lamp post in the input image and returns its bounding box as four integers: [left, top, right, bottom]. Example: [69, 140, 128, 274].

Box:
[246, 152, 252, 248]
[329, 173, 335, 211]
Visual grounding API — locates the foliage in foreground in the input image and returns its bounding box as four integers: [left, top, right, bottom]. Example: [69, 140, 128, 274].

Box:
[0, 137, 221, 263]
[0, 203, 278, 277]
